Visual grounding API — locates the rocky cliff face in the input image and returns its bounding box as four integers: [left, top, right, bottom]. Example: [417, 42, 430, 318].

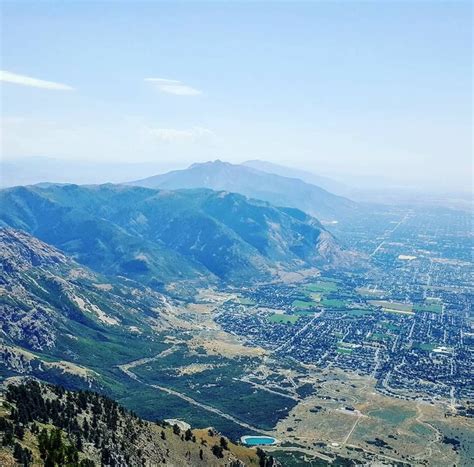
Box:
[0, 228, 172, 352]
[1, 229, 60, 349]
[1, 228, 68, 275]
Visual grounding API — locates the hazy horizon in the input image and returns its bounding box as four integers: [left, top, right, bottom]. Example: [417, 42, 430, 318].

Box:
[1, 4, 473, 464]
[1, 1, 473, 193]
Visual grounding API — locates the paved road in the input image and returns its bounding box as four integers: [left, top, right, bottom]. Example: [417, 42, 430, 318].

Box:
[370, 212, 410, 257]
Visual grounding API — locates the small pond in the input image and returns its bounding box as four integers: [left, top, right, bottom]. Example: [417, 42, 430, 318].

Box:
[241, 436, 277, 446]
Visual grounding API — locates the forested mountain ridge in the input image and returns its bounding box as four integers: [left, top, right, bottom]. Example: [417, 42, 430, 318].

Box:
[0, 184, 360, 286]
[0, 379, 275, 466]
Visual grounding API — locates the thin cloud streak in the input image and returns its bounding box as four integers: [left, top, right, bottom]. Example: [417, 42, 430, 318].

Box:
[145, 78, 202, 96]
[0, 70, 74, 90]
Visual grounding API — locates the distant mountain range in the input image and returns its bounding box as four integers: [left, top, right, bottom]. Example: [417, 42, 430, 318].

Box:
[128, 160, 359, 222]
[0, 156, 175, 187]
[0, 184, 358, 287]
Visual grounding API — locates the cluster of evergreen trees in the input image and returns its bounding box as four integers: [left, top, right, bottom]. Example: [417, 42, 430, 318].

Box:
[1, 414, 33, 465]
[37, 427, 93, 467]
[256, 448, 278, 467]
[2, 380, 279, 467]
[3, 380, 154, 466]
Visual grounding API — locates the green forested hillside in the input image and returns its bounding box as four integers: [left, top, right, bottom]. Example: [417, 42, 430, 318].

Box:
[0, 379, 274, 466]
[0, 184, 357, 284]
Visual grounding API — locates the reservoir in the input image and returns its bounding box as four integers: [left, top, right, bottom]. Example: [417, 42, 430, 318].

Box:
[241, 435, 277, 446]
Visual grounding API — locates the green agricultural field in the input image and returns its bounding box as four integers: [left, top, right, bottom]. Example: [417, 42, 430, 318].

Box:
[292, 299, 317, 310]
[414, 303, 443, 314]
[356, 287, 386, 297]
[268, 313, 300, 325]
[321, 298, 347, 308]
[416, 342, 437, 351]
[337, 342, 355, 354]
[344, 308, 373, 317]
[305, 280, 339, 293]
[309, 292, 322, 301]
[369, 300, 413, 312]
[384, 309, 415, 316]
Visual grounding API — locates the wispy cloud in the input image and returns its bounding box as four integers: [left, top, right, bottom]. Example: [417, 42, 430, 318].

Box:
[145, 126, 215, 143]
[0, 70, 74, 90]
[145, 78, 202, 96]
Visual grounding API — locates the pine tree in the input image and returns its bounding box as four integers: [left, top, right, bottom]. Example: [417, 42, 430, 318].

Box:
[14, 424, 25, 440]
[220, 436, 229, 450]
[211, 444, 224, 458]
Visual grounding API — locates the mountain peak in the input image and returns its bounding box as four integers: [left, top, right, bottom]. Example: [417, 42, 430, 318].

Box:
[128, 160, 357, 222]
[189, 159, 232, 169]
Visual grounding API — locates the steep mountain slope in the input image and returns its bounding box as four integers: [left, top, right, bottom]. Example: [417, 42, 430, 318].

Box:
[0, 185, 208, 287]
[0, 379, 273, 466]
[242, 159, 349, 196]
[0, 229, 267, 444]
[0, 184, 358, 285]
[0, 228, 183, 366]
[128, 160, 357, 222]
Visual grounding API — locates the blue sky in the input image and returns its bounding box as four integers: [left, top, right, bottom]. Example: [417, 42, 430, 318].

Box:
[1, 1, 472, 191]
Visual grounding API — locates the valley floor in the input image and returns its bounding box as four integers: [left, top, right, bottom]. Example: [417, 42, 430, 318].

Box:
[106, 289, 473, 466]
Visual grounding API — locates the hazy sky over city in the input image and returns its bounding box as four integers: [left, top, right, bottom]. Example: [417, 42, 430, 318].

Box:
[1, 1, 472, 191]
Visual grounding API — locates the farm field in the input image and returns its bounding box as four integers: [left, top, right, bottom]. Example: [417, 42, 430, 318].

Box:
[268, 313, 300, 325]
[321, 298, 347, 309]
[369, 300, 413, 312]
[305, 280, 339, 293]
[416, 342, 438, 352]
[292, 299, 318, 310]
[414, 302, 443, 313]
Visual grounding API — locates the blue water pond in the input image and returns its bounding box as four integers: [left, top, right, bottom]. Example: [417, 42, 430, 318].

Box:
[241, 436, 277, 446]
